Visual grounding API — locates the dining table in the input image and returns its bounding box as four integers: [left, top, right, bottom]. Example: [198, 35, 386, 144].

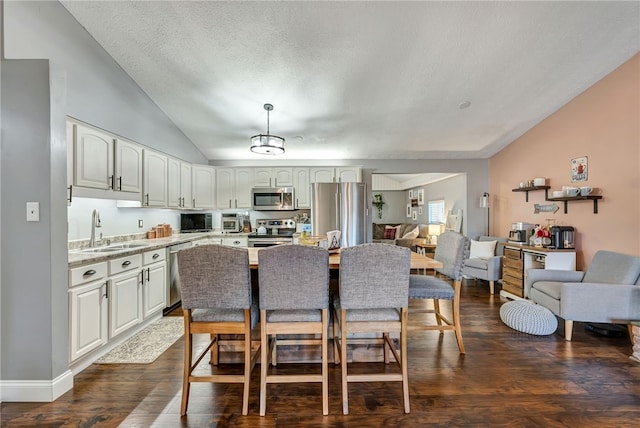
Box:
[246, 247, 442, 272]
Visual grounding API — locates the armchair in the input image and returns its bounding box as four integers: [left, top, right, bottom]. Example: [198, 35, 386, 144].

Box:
[462, 236, 508, 294]
[526, 250, 640, 341]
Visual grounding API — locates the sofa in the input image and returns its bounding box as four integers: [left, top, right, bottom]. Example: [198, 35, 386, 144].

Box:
[462, 236, 508, 295]
[372, 223, 429, 249]
[525, 250, 640, 341]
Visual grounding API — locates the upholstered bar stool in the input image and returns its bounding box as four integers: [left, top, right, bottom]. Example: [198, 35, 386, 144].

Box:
[257, 244, 330, 416]
[177, 245, 260, 416]
[333, 243, 411, 414]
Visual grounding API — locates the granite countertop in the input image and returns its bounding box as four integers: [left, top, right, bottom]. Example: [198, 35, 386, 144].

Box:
[68, 232, 250, 268]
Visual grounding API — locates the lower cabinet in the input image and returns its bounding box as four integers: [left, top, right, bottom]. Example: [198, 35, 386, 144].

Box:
[222, 236, 248, 247]
[109, 268, 143, 339]
[142, 249, 167, 318]
[69, 279, 109, 362]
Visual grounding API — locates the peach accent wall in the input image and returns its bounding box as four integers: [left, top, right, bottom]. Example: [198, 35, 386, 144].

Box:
[490, 53, 639, 269]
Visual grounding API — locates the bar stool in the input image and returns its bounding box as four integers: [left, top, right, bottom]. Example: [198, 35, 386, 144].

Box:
[177, 245, 260, 416]
[257, 244, 330, 416]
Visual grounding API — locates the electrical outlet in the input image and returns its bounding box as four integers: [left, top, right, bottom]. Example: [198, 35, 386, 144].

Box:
[26, 202, 40, 222]
[138, 219, 144, 228]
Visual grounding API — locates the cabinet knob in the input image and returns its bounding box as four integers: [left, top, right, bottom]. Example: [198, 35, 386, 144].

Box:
[152, 253, 160, 259]
[83, 269, 96, 277]
[122, 260, 131, 267]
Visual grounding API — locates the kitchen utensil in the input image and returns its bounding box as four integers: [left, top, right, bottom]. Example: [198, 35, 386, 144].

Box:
[257, 226, 267, 235]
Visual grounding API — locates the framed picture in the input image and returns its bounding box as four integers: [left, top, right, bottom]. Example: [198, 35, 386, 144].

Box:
[418, 206, 423, 215]
[417, 189, 424, 205]
[411, 198, 418, 207]
[411, 210, 417, 221]
[571, 156, 588, 182]
[406, 204, 412, 218]
[408, 190, 414, 199]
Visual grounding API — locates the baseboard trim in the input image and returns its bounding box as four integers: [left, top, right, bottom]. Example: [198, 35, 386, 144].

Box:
[1, 370, 73, 402]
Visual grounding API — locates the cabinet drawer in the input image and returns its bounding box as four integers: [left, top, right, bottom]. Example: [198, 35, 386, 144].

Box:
[143, 248, 166, 265]
[69, 261, 108, 287]
[109, 253, 143, 275]
[503, 257, 523, 270]
[503, 266, 523, 280]
[502, 283, 524, 298]
[503, 274, 523, 287]
[504, 248, 523, 260]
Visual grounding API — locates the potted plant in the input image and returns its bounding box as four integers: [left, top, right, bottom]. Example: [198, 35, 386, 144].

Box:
[373, 194, 385, 219]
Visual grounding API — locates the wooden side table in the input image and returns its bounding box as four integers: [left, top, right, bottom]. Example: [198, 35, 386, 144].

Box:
[415, 243, 436, 257]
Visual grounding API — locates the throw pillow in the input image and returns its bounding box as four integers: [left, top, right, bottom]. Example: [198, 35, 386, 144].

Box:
[383, 225, 397, 239]
[402, 226, 419, 239]
[469, 240, 497, 259]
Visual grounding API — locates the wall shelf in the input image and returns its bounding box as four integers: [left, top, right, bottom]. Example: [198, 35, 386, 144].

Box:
[545, 195, 603, 214]
[512, 186, 550, 202]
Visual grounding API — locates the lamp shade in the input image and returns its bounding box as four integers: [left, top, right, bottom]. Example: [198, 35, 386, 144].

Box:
[250, 134, 285, 155]
[480, 192, 490, 208]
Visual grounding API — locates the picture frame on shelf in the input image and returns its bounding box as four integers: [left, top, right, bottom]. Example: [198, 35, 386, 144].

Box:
[417, 189, 424, 205]
[571, 156, 588, 182]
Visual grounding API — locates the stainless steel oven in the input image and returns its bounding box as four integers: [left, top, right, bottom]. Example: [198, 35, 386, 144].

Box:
[247, 237, 293, 247]
[247, 218, 295, 247]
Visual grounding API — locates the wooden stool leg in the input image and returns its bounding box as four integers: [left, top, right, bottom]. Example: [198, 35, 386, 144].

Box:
[181, 312, 192, 416]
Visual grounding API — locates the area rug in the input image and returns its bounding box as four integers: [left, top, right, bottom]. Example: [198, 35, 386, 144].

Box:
[95, 316, 183, 364]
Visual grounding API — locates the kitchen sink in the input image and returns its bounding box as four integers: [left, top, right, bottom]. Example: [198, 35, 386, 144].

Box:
[79, 243, 148, 253]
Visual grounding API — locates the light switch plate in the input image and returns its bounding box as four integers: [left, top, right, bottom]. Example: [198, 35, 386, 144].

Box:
[27, 202, 40, 222]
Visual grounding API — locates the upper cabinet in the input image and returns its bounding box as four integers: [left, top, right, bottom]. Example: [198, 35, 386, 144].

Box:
[253, 167, 294, 187]
[68, 119, 142, 202]
[192, 165, 216, 209]
[309, 167, 361, 183]
[336, 167, 361, 182]
[217, 167, 253, 209]
[293, 168, 311, 209]
[309, 167, 335, 183]
[168, 157, 192, 209]
[142, 149, 168, 207]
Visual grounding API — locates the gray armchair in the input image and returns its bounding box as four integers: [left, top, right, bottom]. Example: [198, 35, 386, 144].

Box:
[462, 236, 508, 294]
[526, 250, 640, 341]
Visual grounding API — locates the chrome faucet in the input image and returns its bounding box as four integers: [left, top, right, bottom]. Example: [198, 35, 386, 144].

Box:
[89, 209, 102, 247]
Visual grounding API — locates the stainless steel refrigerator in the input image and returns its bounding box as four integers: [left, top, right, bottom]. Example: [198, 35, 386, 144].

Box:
[311, 182, 368, 248]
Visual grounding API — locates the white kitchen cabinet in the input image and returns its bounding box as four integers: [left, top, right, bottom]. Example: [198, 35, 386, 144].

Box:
[216, 167, 253, 209]
[143, 149, 168, 207]
[69, 261, 109, 362]
[168, 157, 192, 208]
[309, 167, 335, 183]
[108, 254, 143, 338]
[336, 167, 361, 182]
[293, 167, 311, 208]
[222, 236, 248, 247]
[71, 122, 114, 190]
[114, 138, 143, 193]
[253, 167, 293, 187]
[142, 249, 166, 318]
[192, 165, 216, 209]
[193, 237, 223, 246]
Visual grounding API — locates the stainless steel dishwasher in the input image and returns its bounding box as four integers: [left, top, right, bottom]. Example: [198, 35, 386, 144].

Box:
[165, 241, 193, 314]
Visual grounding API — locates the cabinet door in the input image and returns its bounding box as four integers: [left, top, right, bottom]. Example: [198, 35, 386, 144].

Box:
[235, 168, 253, 208]
[69, 280, 108, 362]
[336, 167, 361, 182]
[143, 150, 168, 207]
[221, 236, 248, 247]
[114, 139, 143, 193]
[273, 168, 293, 187]
[293, 167, 311, 208]
[167, 157, 182, 208]
[109, 271, 143, 338]
[180, 163, 193, 208]
[143, 262, 166, 318]
[73, 123, 114, 189]
[192, 165, 216, 209]
[216, 168, 235, 209]
[310, 167, 335, 183]
[253, 168, 273, 187]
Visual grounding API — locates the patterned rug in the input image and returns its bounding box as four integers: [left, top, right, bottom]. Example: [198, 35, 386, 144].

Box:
[95, 316, 183, 364]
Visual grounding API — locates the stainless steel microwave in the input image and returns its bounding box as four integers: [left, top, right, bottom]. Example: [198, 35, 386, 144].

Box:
[251, 187, 295, 211]
[180, 213, 213, 232]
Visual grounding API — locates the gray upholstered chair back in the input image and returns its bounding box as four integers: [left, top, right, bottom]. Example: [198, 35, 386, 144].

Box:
[339, 243, 411, 309]
[178, 245, 251, 310]
[258, 244, 329, 310]
[434, 232, 470, 281]
[583, 250, 640, 284]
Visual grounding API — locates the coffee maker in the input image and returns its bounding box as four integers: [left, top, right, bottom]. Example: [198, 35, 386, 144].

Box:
[509, 222, 534, 244]
[550, 226, 575, 249]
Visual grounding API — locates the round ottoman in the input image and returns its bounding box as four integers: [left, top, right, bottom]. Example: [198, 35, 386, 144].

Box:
[500, 300, 558, 335]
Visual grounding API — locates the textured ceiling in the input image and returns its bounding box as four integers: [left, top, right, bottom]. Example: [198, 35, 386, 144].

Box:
[60, 1, 640, 161]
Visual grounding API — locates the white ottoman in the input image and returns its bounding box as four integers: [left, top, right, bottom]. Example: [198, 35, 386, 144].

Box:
[500, 300, 558, 335]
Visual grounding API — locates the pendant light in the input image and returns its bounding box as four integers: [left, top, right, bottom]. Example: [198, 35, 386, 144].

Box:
[250, 103, 285, 155]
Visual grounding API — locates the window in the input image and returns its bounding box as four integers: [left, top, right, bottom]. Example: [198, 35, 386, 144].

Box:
[427, 199, 445, 224]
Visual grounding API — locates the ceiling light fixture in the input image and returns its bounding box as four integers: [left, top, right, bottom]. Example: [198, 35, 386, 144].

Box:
[250, 103, 285, 155]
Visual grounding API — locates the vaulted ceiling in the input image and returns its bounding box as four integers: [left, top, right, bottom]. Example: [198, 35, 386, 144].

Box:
[60, 1, 639, 161]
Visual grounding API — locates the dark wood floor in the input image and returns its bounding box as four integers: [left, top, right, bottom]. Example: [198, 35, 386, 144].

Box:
[3, 279, 639, 427]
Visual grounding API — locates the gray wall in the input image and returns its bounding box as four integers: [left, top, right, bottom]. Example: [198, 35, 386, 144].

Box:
[3, 0, 207, 164]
